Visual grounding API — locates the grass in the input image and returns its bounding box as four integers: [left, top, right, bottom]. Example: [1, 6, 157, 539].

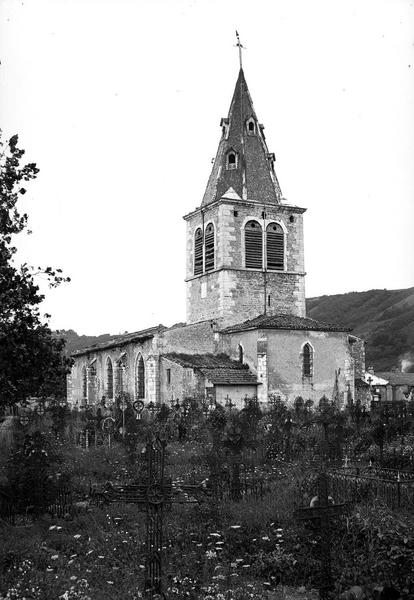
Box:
[1, 433, 414, 599]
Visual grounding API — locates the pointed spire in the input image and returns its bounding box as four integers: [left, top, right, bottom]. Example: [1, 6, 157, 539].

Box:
[202, 68, 282, 207]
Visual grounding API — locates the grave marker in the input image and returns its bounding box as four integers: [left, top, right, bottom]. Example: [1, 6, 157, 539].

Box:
[294, 472, 351, 599]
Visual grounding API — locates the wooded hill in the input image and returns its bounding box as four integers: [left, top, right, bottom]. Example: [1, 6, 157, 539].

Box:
[58, 287, 414, 373]
[306, 287, 414, 372]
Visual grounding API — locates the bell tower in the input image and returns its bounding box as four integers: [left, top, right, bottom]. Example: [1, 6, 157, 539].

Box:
[184, 68, 306, 328]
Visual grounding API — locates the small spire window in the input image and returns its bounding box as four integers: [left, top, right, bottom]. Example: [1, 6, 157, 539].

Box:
[266, 222, 285, 271]
[246, 117, 256, 134]
[194, 228, 203, 275]
[226, 151, 238, 170]
[245, 220, 263, 269]
[205, 223, 215, 272]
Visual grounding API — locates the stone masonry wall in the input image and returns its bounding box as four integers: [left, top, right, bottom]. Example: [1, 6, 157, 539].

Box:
[68, 337, 156, 408]
[185, 198, 306, 326]
[160, 321, 218, 355]
[220, 328, 355, 406]
[159, 357, 205, 404]
[349, 337, 366, 379]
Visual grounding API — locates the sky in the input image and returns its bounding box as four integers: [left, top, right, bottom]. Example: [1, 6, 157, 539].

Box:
[1, 0, 413, 335]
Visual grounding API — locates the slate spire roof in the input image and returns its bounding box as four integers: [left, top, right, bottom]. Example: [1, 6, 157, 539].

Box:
[202, 68, 282, 207]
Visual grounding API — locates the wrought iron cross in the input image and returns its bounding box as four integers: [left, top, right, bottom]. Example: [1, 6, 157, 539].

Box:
[94, 435, 209, 599]
[235, 31, 245, 69]
[294, 472, 351, 599]
[95, 435, 172, 598]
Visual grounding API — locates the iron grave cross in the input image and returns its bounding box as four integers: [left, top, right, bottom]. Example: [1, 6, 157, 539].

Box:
[294, 472, 351, 600]
[96, 434, 210, 599]
[96, 435, 172, 598]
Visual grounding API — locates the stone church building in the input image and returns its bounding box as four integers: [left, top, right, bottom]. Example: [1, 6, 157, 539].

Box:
[67, 68, 364, 410]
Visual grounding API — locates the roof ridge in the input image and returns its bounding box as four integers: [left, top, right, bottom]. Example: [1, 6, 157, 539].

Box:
[220, 313, 352, 334]
[71, 324, 166, 356]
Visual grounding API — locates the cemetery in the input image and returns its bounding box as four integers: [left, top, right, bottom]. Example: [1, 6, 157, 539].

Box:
[1, 4, 413, 599]
[1, 394, 414, 599]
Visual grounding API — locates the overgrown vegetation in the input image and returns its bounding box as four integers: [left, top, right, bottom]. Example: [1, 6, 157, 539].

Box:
[1, 398, 414, 599]
[0, 132, 72, 408]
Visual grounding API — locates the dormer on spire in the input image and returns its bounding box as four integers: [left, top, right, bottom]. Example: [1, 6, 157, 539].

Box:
[201, 68, 282, 207]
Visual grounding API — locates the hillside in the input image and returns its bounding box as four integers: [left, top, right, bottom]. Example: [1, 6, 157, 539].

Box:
[306, 287, 414, 372]
[55, 329, 113, 356]
[57, 287, 414, 373]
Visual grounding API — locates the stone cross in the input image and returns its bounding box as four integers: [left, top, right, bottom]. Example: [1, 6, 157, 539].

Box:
[294, 472, 351, 599]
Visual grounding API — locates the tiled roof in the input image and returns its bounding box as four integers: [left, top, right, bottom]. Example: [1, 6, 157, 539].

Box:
[71, 325, 167, 357]
[162, 353, 258, 386]
[220, 313, 352, 334]
[204, 368, 258, 385]
[376, 372, 414, 386]
[202, 69, 282, 207]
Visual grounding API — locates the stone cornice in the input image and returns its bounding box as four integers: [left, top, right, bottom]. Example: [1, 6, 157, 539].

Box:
[185, 267, 306, 283]
[183, 198, 306, 221]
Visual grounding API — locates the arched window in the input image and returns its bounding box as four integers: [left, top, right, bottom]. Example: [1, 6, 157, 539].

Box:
[116, 363, 124, 394]
[238, 344, 244, 364]
[204, 223, 215, 272]
[266, 222, 284, 270]
[82, 366, 87, 399]
[245, 220, 263, 269]
[226, 150, 237, 170]
[88, 363, 97, 404]
[302, 343, 313, 378]
[106, 357, 113, 399]
[135, 355, 145, 399]
[194, 228, 203, 275]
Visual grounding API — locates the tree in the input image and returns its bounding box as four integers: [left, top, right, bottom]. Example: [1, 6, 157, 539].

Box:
[0, 132, 72, 407]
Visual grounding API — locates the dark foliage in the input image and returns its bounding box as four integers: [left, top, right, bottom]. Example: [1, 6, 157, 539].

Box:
[0, 132, 72, 407]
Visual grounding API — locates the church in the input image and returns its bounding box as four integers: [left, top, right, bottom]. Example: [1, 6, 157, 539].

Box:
[67, 66, 365, 411]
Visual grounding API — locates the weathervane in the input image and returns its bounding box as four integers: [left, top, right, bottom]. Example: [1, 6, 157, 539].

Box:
[235, 30, 245, 69]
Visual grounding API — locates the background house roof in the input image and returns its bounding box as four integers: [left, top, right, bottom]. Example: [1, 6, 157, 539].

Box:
[376, 372, 414, 386]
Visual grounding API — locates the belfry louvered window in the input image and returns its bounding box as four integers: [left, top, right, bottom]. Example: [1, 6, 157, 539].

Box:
[194, 228, 203, 275]
[245, 220, 263, 269]
[204, 223, 215, 271]
[302, 343, 313, 378]
[266, 222, 284, 270]
[106, 357, 113, 399]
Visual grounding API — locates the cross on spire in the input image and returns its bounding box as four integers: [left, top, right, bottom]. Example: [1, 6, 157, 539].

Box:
[235, 30, 245, 69]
